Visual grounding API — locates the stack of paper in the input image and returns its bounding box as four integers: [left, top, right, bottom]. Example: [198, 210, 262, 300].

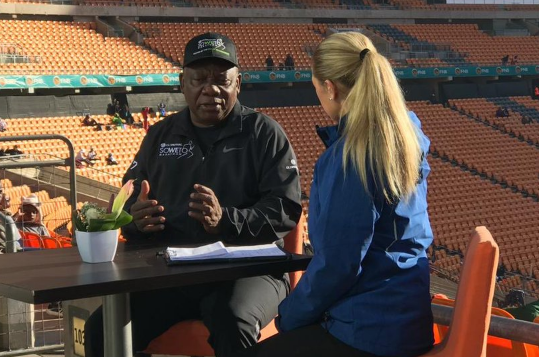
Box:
[165, 241, 288, 263]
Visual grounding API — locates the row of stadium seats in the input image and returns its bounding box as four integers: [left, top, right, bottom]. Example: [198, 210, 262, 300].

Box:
[0, 20, 177, 75]
[409, 101, 539, 196]
[450, 97, 539, 145]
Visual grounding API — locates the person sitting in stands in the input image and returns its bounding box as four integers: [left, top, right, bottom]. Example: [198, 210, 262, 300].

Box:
[502, 107, 509, 117]
[106, 153, 118, 165]
[0, 189, 22, 253]
[284, 53, 295, 70]
[157, 102, 167, 118]
[0, 117, 7, 132]
[87, 147, 99, 162]
[14, 194, 50, 237]
[265, 55, 274, 71]
[75, 149, 94, 168]
[111, 113, 125, 129]
[82, 114, 98, 126]
[5, 145, 23, 156]
[495, 107, 504, 117]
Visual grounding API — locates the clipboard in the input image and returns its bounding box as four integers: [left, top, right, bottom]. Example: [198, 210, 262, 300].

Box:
[162, 242, 292, 266]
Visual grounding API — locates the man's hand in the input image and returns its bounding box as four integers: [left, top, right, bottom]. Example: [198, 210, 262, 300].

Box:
[188, 184, 223, 234]
[130, 180, 165, 233]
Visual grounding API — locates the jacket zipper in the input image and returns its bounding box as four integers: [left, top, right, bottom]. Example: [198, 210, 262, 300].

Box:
[385, 220, 398, 252]
[323, 311, 330, 332]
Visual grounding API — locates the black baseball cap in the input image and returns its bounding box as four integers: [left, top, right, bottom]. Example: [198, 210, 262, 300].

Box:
[183, 32, 239, 68]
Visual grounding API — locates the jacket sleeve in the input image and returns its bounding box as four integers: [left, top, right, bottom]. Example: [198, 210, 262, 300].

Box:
[220, 120, 302, 243]
[277, 147, 380, 331]
[120, 130, 152, 241]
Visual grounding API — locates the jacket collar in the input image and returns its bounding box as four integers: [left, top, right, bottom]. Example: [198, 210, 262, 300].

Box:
[316, 116, 346, 148]
[172, 101, 243, 141]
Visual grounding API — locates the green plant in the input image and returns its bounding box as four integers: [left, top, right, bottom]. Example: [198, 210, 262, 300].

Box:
[74, 179, 135, 232]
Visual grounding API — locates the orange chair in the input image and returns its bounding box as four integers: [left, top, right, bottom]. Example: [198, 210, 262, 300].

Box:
[424, 226, 499, 357]
[432, 297, 535, 357]
[20, 230, 44, 249]
[144, 213, 307, 356]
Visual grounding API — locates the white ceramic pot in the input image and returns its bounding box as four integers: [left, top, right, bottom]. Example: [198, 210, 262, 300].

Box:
[76, 230, 119, 263]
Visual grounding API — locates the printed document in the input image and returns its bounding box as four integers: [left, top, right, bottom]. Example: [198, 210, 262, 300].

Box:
[166, 241, 288, 262]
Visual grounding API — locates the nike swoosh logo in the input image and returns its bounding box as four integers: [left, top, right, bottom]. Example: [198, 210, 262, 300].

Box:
[223, 146, 243, 153]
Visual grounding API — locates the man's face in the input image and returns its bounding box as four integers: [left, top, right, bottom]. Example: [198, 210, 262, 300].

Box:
[180, 59, 241, 127]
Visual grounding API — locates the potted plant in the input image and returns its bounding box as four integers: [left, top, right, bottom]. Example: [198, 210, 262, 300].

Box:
[73, 179, 134, 263]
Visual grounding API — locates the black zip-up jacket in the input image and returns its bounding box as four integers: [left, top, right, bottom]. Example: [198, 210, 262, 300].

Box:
[122, 101, 302, 245]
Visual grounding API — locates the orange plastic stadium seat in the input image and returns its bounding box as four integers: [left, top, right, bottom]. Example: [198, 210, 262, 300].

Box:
[143, 213, 307, 356]
[423, 226, 499, 357]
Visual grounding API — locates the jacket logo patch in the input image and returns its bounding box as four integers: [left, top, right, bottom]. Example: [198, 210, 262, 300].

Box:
[286, 159, 298, 171]
[158, 141, 194, 159]
[223, 146, 243, 153]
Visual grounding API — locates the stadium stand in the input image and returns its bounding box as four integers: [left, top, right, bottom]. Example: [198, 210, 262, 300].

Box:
[394, 24, 539, 66]
[0, 20, 177, 75]
[133, 22, 323, 69]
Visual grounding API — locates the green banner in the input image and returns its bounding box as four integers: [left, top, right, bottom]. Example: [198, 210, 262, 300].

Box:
[241, 70, 312, 83]
[393, 65, 539, 79]
[0, 73, 180, 89]
[0, 65, 537, 88]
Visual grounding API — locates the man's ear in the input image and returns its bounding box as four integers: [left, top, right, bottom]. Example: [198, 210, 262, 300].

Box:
[236, 72, 242, 94]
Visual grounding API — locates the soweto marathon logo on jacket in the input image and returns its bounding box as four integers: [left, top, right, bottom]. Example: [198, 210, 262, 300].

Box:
[158, 141, 194, 159]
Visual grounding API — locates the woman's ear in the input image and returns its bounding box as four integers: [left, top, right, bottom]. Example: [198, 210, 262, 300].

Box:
[324, 80, 338, 101]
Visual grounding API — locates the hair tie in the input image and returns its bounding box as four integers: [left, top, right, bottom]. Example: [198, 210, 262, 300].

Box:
[359, 48, 370, 61]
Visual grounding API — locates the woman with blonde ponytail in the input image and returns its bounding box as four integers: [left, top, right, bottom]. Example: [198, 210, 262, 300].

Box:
[234, 32, 434, 357]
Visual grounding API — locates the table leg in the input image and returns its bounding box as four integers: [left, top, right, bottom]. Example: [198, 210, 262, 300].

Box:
[103, 293, 133, 357]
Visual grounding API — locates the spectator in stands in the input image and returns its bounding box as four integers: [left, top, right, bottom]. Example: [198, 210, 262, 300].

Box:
[141, 106, 150, 132]
[5, 145, 23, 156]
[510, 55, 518, 65]
[87, 147, 99, 162]
[501, 54, 509, 66]
[75, 149, 94, 168]
[234, 31, 433, 357]
[502, 107, 509, 117]
[105, 153, 118, 165]
[0, 189, 22, 254]
[14, 194, 50, 237]
[0, 117, 7, 132]
[82, 114, 99, 127]
[124, 105, 134, 126]
[284, 53, 294, 70]
[496, 107, 504, 117]
[265, 55, 274, 71]
[278, 62, 285, 71]
[84, 32, 301, 357]
[157, 101, 167, 118]
[111, 112, 125, 129]
[534, 86, 539, 98]
[505, 298, 539, 322]
[113, 99, 121, 114]
[106, 103, 115, 116]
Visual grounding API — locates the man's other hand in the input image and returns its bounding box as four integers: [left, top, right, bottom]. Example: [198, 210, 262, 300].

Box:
[188, 184, 223, 234]
[131, 180, 165, 233]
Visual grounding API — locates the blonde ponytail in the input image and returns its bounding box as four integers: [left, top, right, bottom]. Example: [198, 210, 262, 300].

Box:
[312, 32, 421, 202]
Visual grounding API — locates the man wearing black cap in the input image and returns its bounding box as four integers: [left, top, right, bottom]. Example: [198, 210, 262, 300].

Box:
[84, 33, 301, 357]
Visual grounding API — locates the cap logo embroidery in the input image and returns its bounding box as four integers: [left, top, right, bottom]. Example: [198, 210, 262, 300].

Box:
[195, 38, 230, 58]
